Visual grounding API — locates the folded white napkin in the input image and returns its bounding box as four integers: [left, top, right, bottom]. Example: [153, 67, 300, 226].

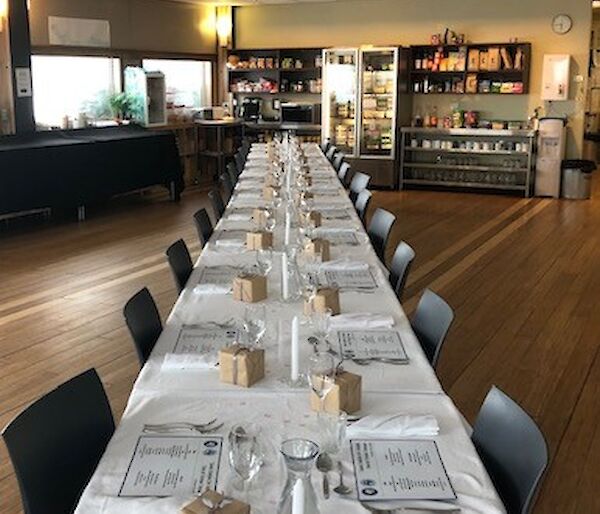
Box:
[215, 238, 245, 248]
[330, 313, 395, 329]
[193, 283, 231, 295]
[227, 213, 251, 222]
[315, 227, 356, 235]
[319, 259, 369, 271]
[236, 192, 261, 200]
[162, 353, 218, 371]
[347, 414, 439, 439]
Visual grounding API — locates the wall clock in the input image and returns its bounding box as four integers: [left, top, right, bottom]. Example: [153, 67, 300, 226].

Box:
[552, 14, 573, 35]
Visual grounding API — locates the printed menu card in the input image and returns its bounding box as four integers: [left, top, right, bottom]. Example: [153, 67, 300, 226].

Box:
[350, 439, 456, 501]
[174, 325, 238, 354]
[322, 269, 377, 289]
[338, 330, 408, 361]
[119, 435, 222, 497]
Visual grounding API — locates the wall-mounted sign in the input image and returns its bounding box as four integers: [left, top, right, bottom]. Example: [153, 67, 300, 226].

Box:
[14, 67, 32, 98]
[48, 16, 111, 48]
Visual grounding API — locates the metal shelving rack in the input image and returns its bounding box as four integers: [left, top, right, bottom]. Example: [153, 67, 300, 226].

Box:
[400, 127, 536, 197]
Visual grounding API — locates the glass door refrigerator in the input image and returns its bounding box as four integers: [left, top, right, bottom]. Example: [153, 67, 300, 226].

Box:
[322, 47, 410, 188]
[322, 48, 359, 157]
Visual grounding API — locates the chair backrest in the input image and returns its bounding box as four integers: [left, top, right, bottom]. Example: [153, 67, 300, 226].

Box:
[219, 173, 234, 202]
[320, 139, 331, 153]
[208, 189, 226, 220]
[326, 146, 337, 161]
[2, 369, 115, 514]
[166, 239, 193, 293]
[367, 208, 396, 262]
[333, 153, 344, 172]
[241, 138, 251, 156]
[389, 241, 415, 302]
[354, 189, 372, 227]
[410, 289, 454, 368]
[193, 208, 213, 247]
[234, 151, 246, 173]
[338, 162, 354, 188]
[472, 386, 548, 514]
[123, 287, 163, 365]
[349, 172, 371, 203]
[227, 161, 238, 184]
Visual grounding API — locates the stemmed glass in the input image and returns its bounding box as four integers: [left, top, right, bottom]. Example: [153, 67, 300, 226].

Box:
[300, 270, 318, 307]
[242, 304, 267, 348]
[228, 424, 264, 500]
[256, 248, 273, 276]
[307, 351, 336, 416]
[311, 308, 332, 348]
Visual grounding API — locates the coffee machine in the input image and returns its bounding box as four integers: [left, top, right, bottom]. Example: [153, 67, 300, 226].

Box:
[239, 97, 263, 121]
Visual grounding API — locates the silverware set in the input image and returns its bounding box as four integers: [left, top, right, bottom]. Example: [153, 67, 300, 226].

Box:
[142, 419, 224, 434]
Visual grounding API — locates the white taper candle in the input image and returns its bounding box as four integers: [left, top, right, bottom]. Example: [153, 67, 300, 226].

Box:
[291, 315, 300, 382]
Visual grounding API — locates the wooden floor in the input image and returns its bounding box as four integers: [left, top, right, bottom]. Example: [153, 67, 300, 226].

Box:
[1, 182, 600, 513]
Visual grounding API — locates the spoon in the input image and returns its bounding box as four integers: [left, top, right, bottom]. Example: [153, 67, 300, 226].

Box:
[316, 452, 333, 499]
[333, 461, 352, 495]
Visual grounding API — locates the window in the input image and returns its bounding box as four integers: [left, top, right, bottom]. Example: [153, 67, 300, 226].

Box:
[142, 59, 212, 109]
[31, 55, 121, 129]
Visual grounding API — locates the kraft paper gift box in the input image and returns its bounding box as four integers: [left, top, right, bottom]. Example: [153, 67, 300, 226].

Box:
[219, 344, 265, 388]
[309, 371, 362, 414]
[181, 490, 251, 514]
[263, 185, 280, 201]
[232, 274, 267, 303]
[302, 211, 322, 228]
[304, 238, 330, 262]
[252, 208, 268, 227]
[246, 230, 273, 250]
[304, 287, 341, 316]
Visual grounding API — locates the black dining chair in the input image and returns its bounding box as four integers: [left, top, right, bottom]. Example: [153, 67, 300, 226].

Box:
[193, 208, 213, 247]
[389, 241, 415, 302]
[354, 189, 372, 227]
[349, 172, 371, 204]
[338, 162, 354, 189]
[234, 151, 246, 174]
[219, 173, 234, 202]
[332, 153, 345, 172]
[208, 189, 226, 220]
[166, 239, 193, 293]
[227, 161, 239, 184]
[124, 287, 163, 365]
[2, 368, 115, 514]
[472, 386, 548, 514]
[326, 146, 337, 161]
[367, 208, 396, 263]
[410, 288, 454, 368]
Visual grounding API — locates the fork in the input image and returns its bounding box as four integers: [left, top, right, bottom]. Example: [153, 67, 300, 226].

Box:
[143, 418, 220, 433]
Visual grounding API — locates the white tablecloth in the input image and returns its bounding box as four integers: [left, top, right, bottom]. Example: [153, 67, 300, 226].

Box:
[75, 144, 505, 514]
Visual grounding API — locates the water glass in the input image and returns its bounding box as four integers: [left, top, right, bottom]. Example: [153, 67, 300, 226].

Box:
[319, 411, 348, 455]
[307, 352, 336, 411]
[243, 304, 267, 348]
[228, 424, 264, 496]
[257, 248, 273, 276]
[311, 308, 332, 344]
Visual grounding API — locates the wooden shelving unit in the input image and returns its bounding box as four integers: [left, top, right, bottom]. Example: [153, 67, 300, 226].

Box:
[409, 42, 531, 95]
[227, 48, 323, 95]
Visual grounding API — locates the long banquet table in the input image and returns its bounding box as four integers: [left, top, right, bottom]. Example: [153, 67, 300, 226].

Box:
[75, 143, 505, 513]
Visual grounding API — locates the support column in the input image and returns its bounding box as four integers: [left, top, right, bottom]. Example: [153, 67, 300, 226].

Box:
[8, 0, 34, 133]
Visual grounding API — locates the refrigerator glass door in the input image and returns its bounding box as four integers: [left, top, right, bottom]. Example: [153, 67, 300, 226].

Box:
[359, 48, 397, 158]
[322, 48, 359, 156]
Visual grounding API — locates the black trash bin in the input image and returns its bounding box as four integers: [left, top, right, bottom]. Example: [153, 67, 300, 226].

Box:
[561, 159, 596, 199]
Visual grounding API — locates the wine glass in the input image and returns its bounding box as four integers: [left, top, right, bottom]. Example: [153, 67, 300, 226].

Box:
[311, 308, 332, 346]
[256, 248, 273, 276]
[300, 270, 318, 307]
[243, 304, 267, 348]
[307, 351, 336, 415]
[228, 424, 264, 498]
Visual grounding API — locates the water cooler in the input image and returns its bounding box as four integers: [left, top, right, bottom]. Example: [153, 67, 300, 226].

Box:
[535, 117, 567, 198]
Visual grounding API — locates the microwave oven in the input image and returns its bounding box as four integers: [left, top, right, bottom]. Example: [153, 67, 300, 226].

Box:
[280, 103, 320, 124]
